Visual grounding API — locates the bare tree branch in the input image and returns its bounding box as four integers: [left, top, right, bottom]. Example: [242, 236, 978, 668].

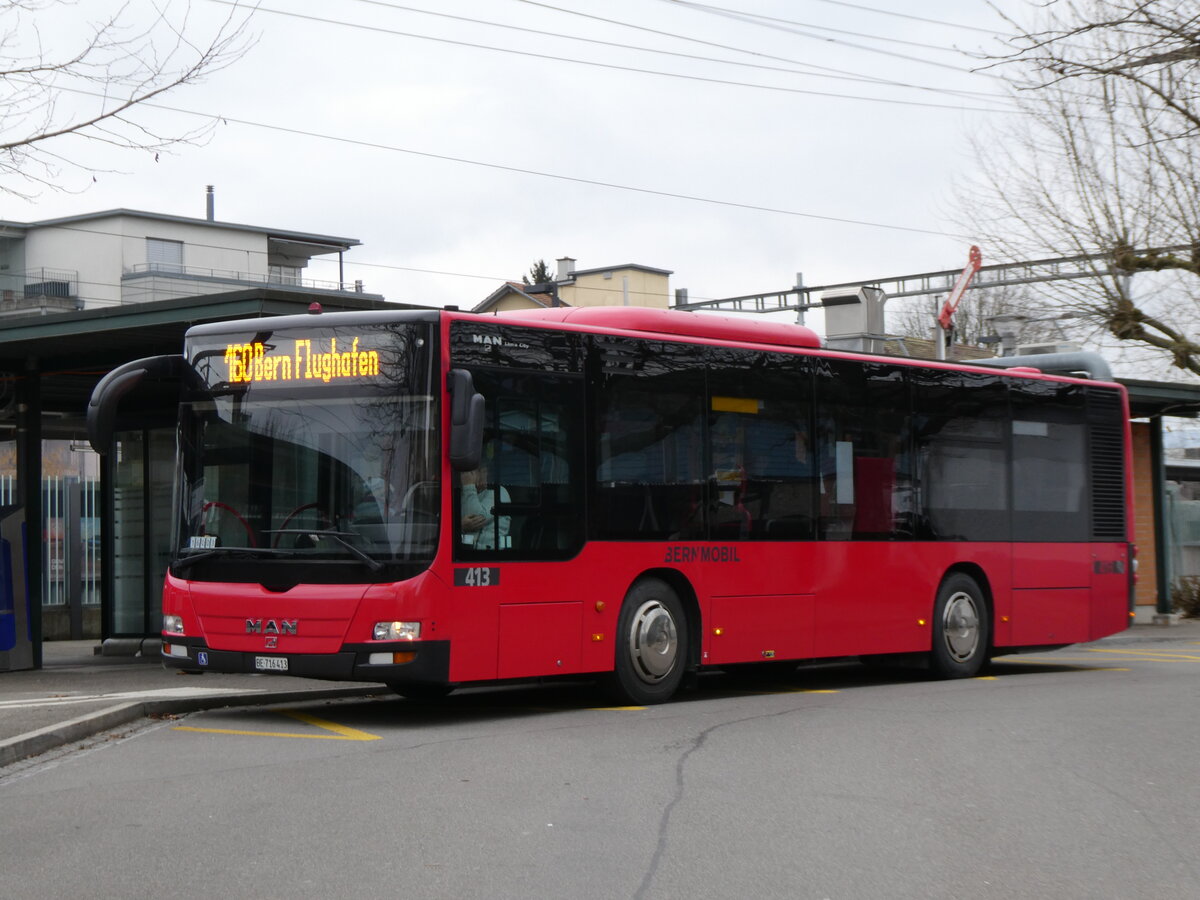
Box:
[959, 0, 1200, 376]
[0, 0, 255, 197]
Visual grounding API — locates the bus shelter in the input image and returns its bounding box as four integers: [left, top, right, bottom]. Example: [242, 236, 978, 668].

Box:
[1121, 378, 1200, 622]
[0, 289, 399, 669]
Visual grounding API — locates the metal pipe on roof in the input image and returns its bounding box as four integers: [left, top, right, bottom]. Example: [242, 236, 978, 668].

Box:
[972, 350, 1114, 382]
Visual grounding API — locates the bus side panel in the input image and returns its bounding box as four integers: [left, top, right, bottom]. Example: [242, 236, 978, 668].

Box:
[810, 542, 1013, 658]
[1009, 588, 1091, 646]
[442, 542, 822, 680]
[496, 602, 583, 679]
[706, 593, 814, 664]
[1008, 543, 1091, 646]
[1090, 541, 1134, 640]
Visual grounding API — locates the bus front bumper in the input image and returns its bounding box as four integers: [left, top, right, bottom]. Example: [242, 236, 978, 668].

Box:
[160, 637, 451, 684]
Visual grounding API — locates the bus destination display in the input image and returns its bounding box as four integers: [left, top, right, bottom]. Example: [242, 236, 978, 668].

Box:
[222, 336, 382, 385]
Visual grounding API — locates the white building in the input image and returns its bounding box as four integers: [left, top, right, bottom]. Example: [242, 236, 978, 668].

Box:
[0, 207, 371, 316]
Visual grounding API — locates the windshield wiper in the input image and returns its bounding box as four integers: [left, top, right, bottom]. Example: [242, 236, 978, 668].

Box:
[261, 529, 384, 572]
[173, 546, 292, 572]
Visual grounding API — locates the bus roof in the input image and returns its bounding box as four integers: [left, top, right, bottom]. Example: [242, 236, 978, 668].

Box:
[492, 306, 823, 350]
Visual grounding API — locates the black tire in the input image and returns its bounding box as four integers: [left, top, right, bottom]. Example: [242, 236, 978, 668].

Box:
[606, 578, 688, 705]
[930, 573, 990, 678]
[389, 682, 454, 702]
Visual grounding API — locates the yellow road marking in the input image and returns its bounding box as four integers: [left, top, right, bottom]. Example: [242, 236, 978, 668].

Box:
[1085, 647, 1200, 661]
[991, 660, 1132, 671]
[730, 687, 841, 696]
[174, 709, 380, 741]
[588, 705, 647, 711]
[975, 676, 997, 680]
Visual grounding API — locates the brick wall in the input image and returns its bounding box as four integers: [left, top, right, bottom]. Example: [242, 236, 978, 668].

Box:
[1131, 421, 1159, 610]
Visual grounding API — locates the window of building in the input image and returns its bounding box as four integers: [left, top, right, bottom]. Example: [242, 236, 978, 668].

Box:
[269, 264, 302, 286]
[146, 238, 183, 273]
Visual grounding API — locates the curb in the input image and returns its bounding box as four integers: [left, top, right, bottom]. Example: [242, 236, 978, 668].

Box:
[0, 685, 382, 769]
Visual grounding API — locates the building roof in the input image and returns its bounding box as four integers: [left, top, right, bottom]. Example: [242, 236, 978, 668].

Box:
[1120, 377, 1200, 419]
[472, 281, 561, 314]
[0, 288, 412, 414]
[0, 209, 362, 253]
[572, 263, 673, 278]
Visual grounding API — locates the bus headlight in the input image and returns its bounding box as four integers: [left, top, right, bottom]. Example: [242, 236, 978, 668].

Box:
[373, 621, 420, 641]
[163, 614, 184, 635]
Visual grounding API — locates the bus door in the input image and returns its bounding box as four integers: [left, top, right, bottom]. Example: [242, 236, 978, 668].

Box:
[447, 322, 586, 682]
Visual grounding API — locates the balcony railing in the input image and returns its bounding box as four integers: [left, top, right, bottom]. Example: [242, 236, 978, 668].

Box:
[0, 268, 82, 315]
[123, 263, 363, 294]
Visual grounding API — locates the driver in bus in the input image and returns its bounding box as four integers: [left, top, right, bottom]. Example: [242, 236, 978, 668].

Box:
[460, 460, 511, 549]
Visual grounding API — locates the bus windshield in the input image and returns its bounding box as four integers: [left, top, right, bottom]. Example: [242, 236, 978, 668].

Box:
[175, 320, 439, 577]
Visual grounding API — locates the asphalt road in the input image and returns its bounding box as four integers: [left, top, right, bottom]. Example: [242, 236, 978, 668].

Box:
[2, 642, 1199, 899]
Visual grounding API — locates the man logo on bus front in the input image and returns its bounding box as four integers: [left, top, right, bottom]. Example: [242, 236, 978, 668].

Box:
[245, 618, 299, 636]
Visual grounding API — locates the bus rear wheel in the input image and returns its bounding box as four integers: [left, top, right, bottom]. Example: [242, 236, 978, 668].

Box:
[930, 573, 989, 678]
[606, 578, 688, 705]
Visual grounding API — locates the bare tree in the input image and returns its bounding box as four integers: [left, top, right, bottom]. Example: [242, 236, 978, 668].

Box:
[958, 0, 1200, 375]
[887, 283, 1064, 349]
[0, 0, 254, 197]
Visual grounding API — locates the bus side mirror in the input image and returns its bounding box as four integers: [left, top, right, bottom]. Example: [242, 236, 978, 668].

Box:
[87, 355, 188, 453]
[447, 368, 485, 472]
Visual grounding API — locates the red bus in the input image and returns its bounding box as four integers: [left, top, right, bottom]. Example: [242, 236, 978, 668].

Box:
[87, 305, 1134, 703]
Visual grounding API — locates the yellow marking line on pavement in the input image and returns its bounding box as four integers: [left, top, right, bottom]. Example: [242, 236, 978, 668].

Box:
[1085, 647, 1200, 662]
[173, 709, 380, 741]
[993, 657, 1112, 668]
[729, 688, 841, 696]
[989, 659, 1131, 671]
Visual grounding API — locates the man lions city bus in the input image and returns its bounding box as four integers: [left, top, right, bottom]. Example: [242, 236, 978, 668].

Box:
[88, 306, 1134, 704]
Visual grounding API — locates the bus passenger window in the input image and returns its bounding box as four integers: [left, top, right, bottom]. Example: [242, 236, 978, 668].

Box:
[815, 359, 911, 541]
[455, 370, 584, 560]
[593, 338, 705, 541]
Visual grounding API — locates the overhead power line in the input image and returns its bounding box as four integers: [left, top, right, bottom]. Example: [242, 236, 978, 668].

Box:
[29, 76, 965, 239]
[221, 2, 1015, 114]
[345, 0, 1009, 103]
[801, 0, 1003, 36]
[506, 0, 1003, 95]
[662, 0, 1004, 77]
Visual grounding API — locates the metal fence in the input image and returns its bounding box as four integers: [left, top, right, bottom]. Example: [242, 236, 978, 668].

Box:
[42, 476, 101, 608]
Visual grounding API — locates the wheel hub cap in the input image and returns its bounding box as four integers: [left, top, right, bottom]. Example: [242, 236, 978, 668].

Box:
[943, 591, 980, 662]
[628, 600, 679, 683]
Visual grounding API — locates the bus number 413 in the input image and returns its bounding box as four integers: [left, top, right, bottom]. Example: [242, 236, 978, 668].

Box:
[455, 567, 500, 587]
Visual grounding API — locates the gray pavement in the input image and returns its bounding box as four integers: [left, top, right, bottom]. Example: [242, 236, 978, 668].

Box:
[2, 618, 1198, 768]
[0, 640, 382, 767]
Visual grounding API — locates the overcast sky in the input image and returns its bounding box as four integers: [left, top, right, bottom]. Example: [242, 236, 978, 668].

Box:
[10, 0, 1020, 321]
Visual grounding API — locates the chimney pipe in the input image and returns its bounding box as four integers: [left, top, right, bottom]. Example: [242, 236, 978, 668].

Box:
[556, 256, 575, 282]
[206, 185, 215, 221]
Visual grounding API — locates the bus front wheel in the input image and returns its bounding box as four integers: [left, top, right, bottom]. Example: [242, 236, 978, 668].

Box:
[607, 578, 688, 705]
[930, 573, 989, 678]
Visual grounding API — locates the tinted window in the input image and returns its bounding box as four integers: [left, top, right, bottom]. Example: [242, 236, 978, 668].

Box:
[1010, 380, 1087, 541]
[911, 370, 1010, 541]
[592, 337, 705, 540]
[450, 321, 582, 373]
[706, 348, 814, 540]
[456, 370, 584, 560]
[815, 360, 912, 540]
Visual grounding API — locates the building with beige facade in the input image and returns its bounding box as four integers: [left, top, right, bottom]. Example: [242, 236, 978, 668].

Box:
[473, 257, 672, 313]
